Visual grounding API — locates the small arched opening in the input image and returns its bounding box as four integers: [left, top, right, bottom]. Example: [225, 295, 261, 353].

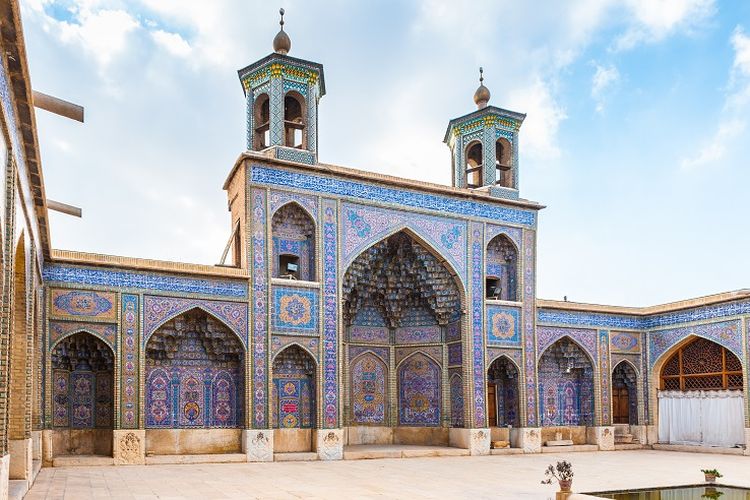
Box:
[253, 93, 270, 149]
[51, 332, 115, 457]
[272, 345, 316, 452]
[485, 234, 518, 301]
[271, 203, 316, 281]
[487, 356, 520, 428]
[284, 92, 306, 149]
[349, 352, 388, 425]
[495, 138, 512, 188]
[465, 141, 483, 188]
[398, 353, 441, 427]
[612, 361, 638, 425]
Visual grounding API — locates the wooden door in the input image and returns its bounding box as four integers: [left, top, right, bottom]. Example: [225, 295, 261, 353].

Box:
[612, 387, 630, 424]
[487, 383, 497, 427]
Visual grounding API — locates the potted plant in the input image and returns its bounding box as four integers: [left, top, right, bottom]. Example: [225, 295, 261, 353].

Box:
[701, 469, 723, 484]
[541, 460, 574, 492]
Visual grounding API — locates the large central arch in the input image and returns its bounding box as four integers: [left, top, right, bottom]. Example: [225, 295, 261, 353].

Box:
[342, 231, 466, 447]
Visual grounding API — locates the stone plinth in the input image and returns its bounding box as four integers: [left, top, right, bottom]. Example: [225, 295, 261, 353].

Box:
[113, 430, 145, 465]
[316, 429, 344, 460]
[41, 431, 53, 467]
[546, 440, 574, 446]
[9, 438, 31, 480]
[511, 427, 542, 453]
[586, 426, 615, 451]
[243, 429, 273, 462]
[448, 428, 490, 455]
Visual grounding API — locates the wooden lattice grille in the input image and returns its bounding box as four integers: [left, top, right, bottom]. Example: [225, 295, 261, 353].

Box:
[660, 337, 743, 391]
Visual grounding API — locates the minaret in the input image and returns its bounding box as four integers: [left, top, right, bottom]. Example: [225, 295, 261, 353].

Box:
[444, 68, 526, 199]
[237, 9, 325, 165]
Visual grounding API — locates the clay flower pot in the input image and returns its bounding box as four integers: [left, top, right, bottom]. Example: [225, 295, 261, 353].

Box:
[704, 473, 717, 483]
[558, 479, 573, 492]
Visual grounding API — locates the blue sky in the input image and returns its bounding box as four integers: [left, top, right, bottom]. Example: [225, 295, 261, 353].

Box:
[20, 0, 750, 306]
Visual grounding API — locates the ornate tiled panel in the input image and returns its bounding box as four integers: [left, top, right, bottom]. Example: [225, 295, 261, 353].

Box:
[536, 326, 598, 363]
[43, 265, 247, 298]
[486, 305, 521, 346]
[610, 331, 641, 353]
[649, 319, 743, 366]
[271, 287, 319, 334]
[251, 165, 537, 226]
[50, 289, 117, 321]
[49, 320, 117, 351]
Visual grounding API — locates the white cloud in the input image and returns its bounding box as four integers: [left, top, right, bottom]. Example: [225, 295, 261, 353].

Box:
[591, 63, 620, 112]
[680, 118, 746, 169]
[614, 0, 716, 51]
[681, 25, 750, 170]
[151, 30, 192, 58]
[507, 79, 568, 160]
[56, 8, 139, 68]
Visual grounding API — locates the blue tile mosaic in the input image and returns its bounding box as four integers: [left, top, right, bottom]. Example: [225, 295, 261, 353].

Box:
[251, 165, 537, 227]
[42, 265, 248, 298]
[271, 286, 319, 334]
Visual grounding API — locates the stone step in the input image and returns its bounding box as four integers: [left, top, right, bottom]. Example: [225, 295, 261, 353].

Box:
[145, 453, 246, 465]
[53, 455, 115, 467]
[274, 452, 318, 462]
[489, 447, 524, 455]
[615, 434, 634, 444]
[343, 445, 469, 460]
[541, 444, 599, 453]
[615, 444, 647, 451]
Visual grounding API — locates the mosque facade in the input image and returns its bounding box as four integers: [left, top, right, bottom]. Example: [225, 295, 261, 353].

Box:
[0, 2, 748, 496]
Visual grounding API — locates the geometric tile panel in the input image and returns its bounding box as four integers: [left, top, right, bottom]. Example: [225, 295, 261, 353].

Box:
[610, 331, 641, 353]
[486, 305, 521, 346]
[271, 287, 319, 334]
[649, 319, 743, 367]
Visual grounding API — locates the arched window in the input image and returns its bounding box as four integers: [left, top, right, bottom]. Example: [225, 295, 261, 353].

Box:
[271, 203, 315, 281]
[660, 337, 743, 391]
[485, 234, 518, 301]
[465, 141, 483, 188]
[495, 138, 512, 188]
[284, 92, 305, 149]
[253, 93, 270, 150]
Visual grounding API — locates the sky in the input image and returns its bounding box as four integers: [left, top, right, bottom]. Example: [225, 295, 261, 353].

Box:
[19, 0, 750, 307]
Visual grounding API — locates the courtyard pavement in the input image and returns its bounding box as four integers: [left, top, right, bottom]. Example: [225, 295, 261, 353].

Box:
[24, 450, 750, 499]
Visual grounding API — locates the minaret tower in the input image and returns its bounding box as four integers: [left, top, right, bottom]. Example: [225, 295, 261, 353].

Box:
[444, 68, 526, 199]
[238, 9, 325, 165]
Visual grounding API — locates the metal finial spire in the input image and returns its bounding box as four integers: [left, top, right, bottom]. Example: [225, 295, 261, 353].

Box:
[279, 8, 285, 29]
[479, 67, 484, 84]
[273, 8, 291, 54]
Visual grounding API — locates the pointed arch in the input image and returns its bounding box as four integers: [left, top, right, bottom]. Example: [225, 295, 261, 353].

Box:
[656, 335, 743, 392]
[9, 231, 30, 442]
[612, 358, 639, 376]
[50, 326, 117, 354]
[485, 233, 519, 301]
[284, 90, 307, 149]
[449, 372, 465, 428]
[145, 308, 245, 430]
[487, 352, 521, 372]
[612, 360, 639, 425]
[253, 92, 270, 150]
[272, 344, 316, 430]
[397, 351, 441, 426]
[272, 202, 316, 281]
[143, 302, 248, 348]
[538, 334, 597, 367]
[271, 340, 319, 365]
[487, 354, 521, 427]
[350, 351, 388, 425]
[537, 336, 596, 426]
[342, 223, 468, 293]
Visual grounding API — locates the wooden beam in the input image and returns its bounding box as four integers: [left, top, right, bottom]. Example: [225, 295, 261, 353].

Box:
[32, 90, 84, 122]
[47, 199, 82, 218]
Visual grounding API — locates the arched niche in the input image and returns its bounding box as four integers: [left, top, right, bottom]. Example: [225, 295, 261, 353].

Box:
[284, 91, 306, 148]
[253, 93, 270, 149]
[349, 352, 388, 425]
[51, 332, 115, 457]
[145, 308, 245, 430]
[271, 202, 316, 281]
[485, 234, 518, 301]
[272, 344, 316, 453]
[612, 361, 638, 425]
[538, 337, 595, 427]
[397, 352, 441, 427]
[487, 355, 520, 427]
[465, 140, 483, 188]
